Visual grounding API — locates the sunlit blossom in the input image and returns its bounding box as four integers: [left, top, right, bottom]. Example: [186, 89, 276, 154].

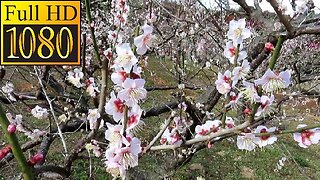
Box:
[254, 69, 291, 93]
[241, 81, 260, 103]
[224, 41, 247, 64]
[87, 109, 101, 130]
[232, 59, 250, 86]
[118, 78, 147, 107]
[134, 24, 155, 55]
[227, 18, 251, 45]
[113, 43, 138, 73]
[66, 68, 84, 88]
[195, 120, 221, 138]
[293, 124, 320, 148]
[255, 94, 274, 116]
[105, 123, 129, 148]
[254, 126, 277, 147]
[31, 106, 49, 120]
[237, 133, 257, 151]
[105, 91, 125, 122]
[215, 70, 232, 94]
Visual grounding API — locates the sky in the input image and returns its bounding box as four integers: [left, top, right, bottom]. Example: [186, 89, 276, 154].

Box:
[200, 0, 320, 14]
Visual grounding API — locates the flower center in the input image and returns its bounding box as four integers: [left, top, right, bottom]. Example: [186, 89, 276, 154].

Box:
[122, 151, 136, 168]
[229, 47, 236, 56]
[301, 130, 314, 144]
[199, 129, 209, 135]
[118, 54, 132, 65]
[235, 28, 243, 37]
[128, 114, 138, 127]
[114, 99, 124, 113]
[107, 167, 120, 177]
[260, 128, 270, 140]
[223, 76, 231, 83]
[110, 131, 122, 145]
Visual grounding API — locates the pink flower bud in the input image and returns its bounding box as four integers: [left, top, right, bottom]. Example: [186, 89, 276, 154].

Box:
[0, 151, 5, 159]
[207, 142, 213, 149]
[28, 153, 44, 166]
[265, 42, 274, 52]
[32, 153, 44, 163]
[0, 145, 12, 160]
[244, 108, 252, 115]
[7, 124, 16, 134]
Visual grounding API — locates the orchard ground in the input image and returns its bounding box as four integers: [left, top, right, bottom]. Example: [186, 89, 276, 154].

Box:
[0, 57, 319, 179]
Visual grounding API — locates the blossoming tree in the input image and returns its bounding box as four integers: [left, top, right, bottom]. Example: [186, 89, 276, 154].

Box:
[0, 0, 320, 179]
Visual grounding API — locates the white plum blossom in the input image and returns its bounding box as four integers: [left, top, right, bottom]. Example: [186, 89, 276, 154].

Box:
[226, 92, 242, 108]
[111, 66, 128, 86]
[241, 81, 260, 103]
[254, 126, 277, 147]
[2, 82, 14, 93]
[215, 70, 232, 95]
[105, 147, 126, 180]
[1, 82, 16, 101]
[86, 77, 99, 97]
[111, 64, 141, 86]
[296, 0, 308, 14]
[31, 106, 49, 119]
[105, 123, 129, 148]
[293, 124, 320, 148]
[160, 127, 183, 146]
[118, 78, 147, 107]
[134, 24, 155, 55]
[227, 18, 251, 45]
[66, 68, 84, 88]
[146, 12, 157, 23]
[195, 120, 221, 138]
[126, 105, 143, 130]
[114, 11, 129, 27]
[87, 109, 101, 130]
[113, 43, 138, 73]
[254, 69, 291, 93]
[255, 94, 274, 116]
[173, 116, 193, 133]
[225, 117, 235, 129]
[105, 137, 141, 174]
[237, 133, 257, 151]
[116, 137, 141, 169]
[6, 113, 24, 132]
[85, 140, 103, 157]
[25, 129, 46, 140]
[196, 39, 206, 55]
[104, 48, 113, 60]
[108, 30, 123, 44]
[224, 41, 247, 64]
[105, 91, 125, 122]
[232, 59, 250, 86]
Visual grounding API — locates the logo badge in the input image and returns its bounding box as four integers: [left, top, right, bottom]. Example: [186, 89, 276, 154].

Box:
[0, 0, 80, 65]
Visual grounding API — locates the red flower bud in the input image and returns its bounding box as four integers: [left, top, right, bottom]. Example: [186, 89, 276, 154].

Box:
[0, 145, 12, 160]
[28, 153, 44, 166]
[7, 124, 16, 134]
[244, 108, 252, 115]
[265, 42, 274, 52]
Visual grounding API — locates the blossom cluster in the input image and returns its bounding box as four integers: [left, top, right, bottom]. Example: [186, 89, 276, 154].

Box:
[6, 113, 46, 140]
[99, 0, 156, 178]
[160, 103, 193, 146]
[207, 18, 319, 151]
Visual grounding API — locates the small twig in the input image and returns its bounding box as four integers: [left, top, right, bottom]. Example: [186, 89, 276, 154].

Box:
[0, 104, 35, 179]
[34, 67, 68, 154]
[143, 116, 174, 153]
[150, 121, 250, 150]
[267, 0, 294, 35]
